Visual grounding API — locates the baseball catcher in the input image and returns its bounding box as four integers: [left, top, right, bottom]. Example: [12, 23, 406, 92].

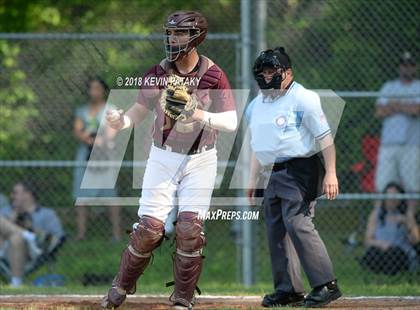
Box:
[102, 10, 237, 310]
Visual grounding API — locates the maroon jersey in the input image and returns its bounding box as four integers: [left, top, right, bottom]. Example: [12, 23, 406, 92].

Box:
[136, 56, 235, 148]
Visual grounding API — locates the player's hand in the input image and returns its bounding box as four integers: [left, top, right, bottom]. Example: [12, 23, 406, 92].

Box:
[322, 172, 339, 200]
[106, 109, 124, 130]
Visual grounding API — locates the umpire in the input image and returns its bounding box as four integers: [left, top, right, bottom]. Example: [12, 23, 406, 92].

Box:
[246, 47, 341, 308]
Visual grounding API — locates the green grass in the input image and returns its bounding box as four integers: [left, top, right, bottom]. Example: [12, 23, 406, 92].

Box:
[1, 205, 420, 297]
[2, 282, 420, 296]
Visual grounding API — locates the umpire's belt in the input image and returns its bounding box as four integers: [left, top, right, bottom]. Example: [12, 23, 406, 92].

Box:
[153, 141, 215, 155]
[263, 161, 288, 173]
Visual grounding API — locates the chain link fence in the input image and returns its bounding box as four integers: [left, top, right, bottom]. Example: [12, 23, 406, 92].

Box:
[0, 0, 419, 292]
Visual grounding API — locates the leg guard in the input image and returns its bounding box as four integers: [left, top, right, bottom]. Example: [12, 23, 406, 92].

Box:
[170, 212, 205, 308]
[102, 215, 164, 309]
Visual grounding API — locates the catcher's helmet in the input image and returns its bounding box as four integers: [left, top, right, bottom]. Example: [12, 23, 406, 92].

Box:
[253, 47, 291, 91]
[164, 11, 208, 62]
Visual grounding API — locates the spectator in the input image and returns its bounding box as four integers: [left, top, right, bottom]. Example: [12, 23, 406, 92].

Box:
[360, 183, 419, 275]
[0, 181, 65, 287]
[73, 77, 121, 241]
[0, 192, 9, 209]
[375, 52, 419, 216]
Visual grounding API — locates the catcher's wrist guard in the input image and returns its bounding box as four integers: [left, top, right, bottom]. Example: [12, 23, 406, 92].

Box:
[122, 115, 132, 130]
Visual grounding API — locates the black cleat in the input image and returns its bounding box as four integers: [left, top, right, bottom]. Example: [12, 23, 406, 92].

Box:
[304, 280, 342, 308]
[261, 290, 305, 307]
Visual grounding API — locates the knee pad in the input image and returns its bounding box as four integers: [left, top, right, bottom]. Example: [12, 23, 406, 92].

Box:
[128, 215, 165, 257]
[175, 211, 205, 256]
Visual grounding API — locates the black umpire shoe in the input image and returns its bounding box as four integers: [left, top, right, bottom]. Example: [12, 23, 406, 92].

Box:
[304, 280, 342, 308]
[261, 290, 305, 307]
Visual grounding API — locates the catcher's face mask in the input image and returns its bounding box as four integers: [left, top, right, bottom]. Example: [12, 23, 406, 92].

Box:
[164, 28, 204, 62]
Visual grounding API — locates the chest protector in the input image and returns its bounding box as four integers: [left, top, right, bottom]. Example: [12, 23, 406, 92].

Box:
[152, 55, 222, 142]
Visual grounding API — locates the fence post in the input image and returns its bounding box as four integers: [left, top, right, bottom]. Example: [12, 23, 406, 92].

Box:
[240, 0, 253, 288]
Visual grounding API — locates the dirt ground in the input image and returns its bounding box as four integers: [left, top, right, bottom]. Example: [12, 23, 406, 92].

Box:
[0, 295, 420, 309]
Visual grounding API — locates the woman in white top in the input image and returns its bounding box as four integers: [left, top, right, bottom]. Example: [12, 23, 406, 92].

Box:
[72, 77, 121, 241]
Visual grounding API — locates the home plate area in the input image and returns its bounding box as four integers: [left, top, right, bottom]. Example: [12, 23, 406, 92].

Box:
[1, 295, 420, 309]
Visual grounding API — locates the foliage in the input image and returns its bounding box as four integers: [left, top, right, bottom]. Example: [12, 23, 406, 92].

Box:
[0, 2, 417, 203]
[0, 40, 37, 158]
[265, 0, 418, 183]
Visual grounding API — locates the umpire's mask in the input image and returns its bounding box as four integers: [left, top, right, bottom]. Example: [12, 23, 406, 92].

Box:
[253, 47, 292, 97]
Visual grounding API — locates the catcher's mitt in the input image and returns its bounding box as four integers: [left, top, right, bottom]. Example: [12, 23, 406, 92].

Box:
[160, 74, 198, 121]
